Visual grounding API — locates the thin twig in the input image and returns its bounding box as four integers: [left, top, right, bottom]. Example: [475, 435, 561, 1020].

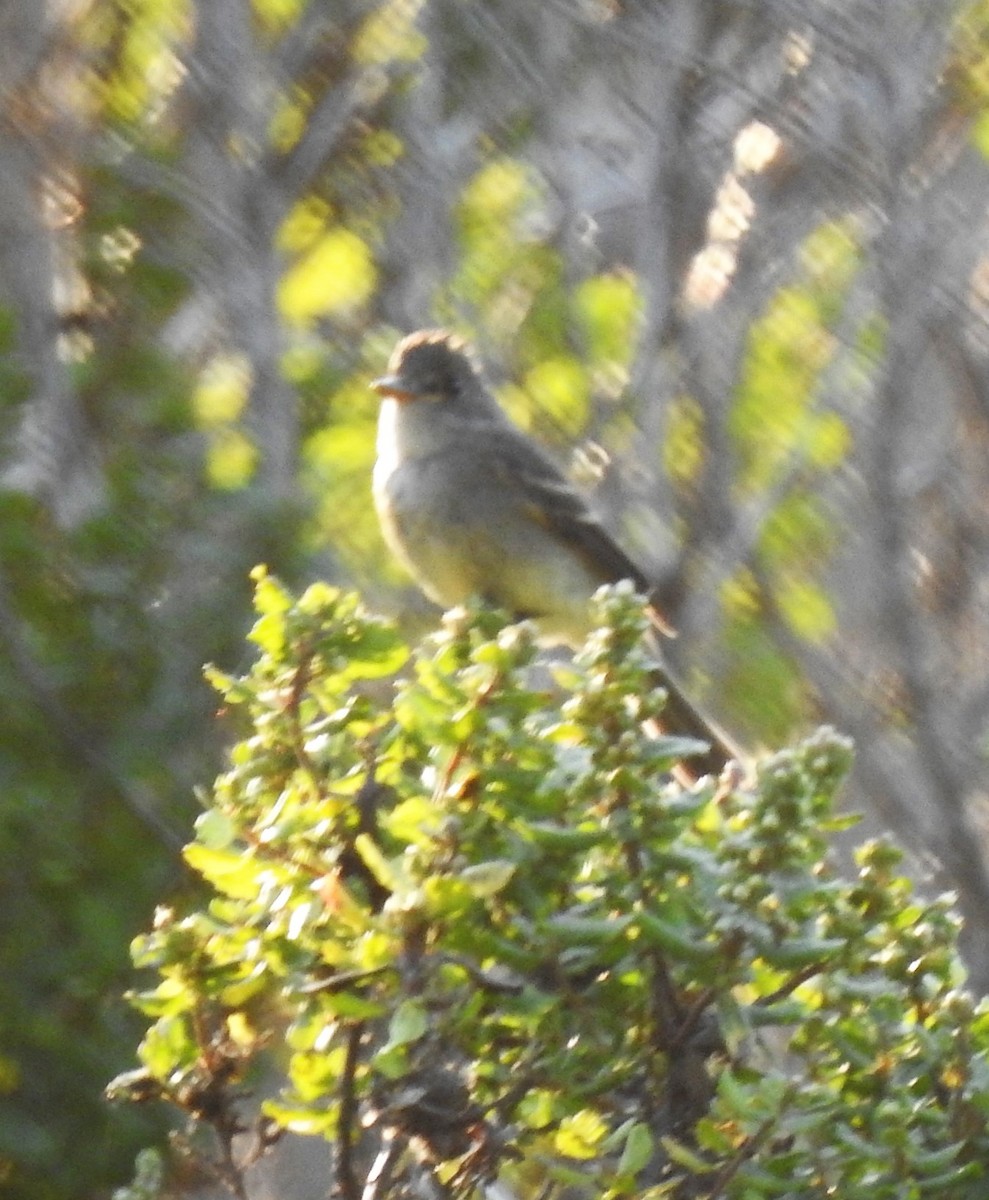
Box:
[756, 962, 825, 1008]
[704, 1110, 781, 1198]
[432, 673, 502, 802]
[335, 1022, 365, 1200]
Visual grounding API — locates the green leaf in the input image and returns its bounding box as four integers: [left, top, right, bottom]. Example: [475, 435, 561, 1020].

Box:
[353, 834, 401, 893]
[386, 1000, 428, 1049]
[525, 820, 610, 853]
[522, 356, 590, 437]
[545, 913, 633, 947]
[574, 271, 640, 365]
[659, 1135, 713, 1174]
[194, 809, 236, 850]
[751, 933, 845, 969]
[139, 1016, 196, 1080]
[261, 1099, 338, 1136]
[249, 611, 287, 656]
[182, 844, 269, 899]
[617, 1122, 654, 1176]
[460, 860, 517, 898]
[318, 992, 386, 1020]
[636, 910, 720, 962]
[336, 623, 409, 680]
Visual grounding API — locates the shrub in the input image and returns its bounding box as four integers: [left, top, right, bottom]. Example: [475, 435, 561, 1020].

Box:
[109, 573, 989, 1199]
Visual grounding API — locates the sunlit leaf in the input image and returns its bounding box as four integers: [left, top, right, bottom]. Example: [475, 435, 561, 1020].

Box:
[252, 0, 305, 33]
[261, 1099, 338, 1136]
[277, 197, 333, 254]
[775, 576, 836, 642]
[354, 1, 428, 64]
[522, 356, 590, 437]
[192, 355, 251, 427]
[139, 1015, 197, 1080]
[555, 1109, 609, 1159]
[574, 272, 641, 365]
[182, 844, 266, 899]
[279, 229, 376, 323]
[205, 428, 258, 490]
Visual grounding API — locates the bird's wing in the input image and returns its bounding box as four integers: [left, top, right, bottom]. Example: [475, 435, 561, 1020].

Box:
[484, 428, 652, 594]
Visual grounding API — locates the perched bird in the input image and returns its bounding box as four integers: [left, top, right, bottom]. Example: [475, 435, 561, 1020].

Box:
[371, 329, 737, 779]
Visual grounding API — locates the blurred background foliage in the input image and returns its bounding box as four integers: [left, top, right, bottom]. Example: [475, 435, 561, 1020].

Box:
[3, 0, 989, 1197]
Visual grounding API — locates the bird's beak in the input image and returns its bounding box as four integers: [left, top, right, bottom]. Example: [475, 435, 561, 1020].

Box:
[371, 373, 415, 401]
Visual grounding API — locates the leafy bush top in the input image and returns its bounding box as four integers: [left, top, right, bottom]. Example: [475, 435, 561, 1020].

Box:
[113, 573, 989, 1200]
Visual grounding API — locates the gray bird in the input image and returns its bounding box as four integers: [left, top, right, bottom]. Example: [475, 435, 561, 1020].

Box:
[372, 329, 737, 779]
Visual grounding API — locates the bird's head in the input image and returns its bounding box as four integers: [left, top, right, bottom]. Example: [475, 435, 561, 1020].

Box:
[372, 330, 493, 416]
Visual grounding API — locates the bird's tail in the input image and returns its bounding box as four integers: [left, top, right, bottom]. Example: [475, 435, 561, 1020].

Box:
[645, 660, 741, 784]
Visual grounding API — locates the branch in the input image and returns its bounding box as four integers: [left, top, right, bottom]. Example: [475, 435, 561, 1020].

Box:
[335, 1023, 364, 1200]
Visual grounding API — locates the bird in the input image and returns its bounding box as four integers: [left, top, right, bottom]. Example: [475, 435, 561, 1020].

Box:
[371, 329, 738, 780]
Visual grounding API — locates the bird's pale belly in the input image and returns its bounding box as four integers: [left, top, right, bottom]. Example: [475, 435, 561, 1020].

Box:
[375, 457, 601, 641]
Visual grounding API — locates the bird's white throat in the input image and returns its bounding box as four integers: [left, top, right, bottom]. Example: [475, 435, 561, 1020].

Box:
[375, 395, 457, 475]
